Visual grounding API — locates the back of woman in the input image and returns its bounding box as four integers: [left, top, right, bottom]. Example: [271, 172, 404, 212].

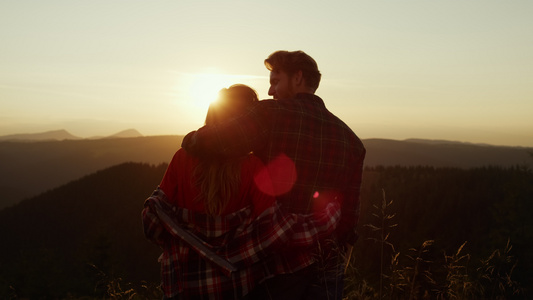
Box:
[148, 84, 275, 299]
[160, 150, 272, 218]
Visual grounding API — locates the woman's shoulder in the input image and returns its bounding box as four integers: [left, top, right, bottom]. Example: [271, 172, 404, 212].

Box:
[167, 148, 200, 170]
[174, 147, 198, 160]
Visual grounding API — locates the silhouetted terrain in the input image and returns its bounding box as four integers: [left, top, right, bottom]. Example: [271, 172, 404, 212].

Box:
[1, 163, 531, 298]
[354, 165, 533, 299]
[0, 129, 143, 141]
[0, 129, 82, 141]
[0, 163, 166, 298]
[0, 135, 183, 209]
[0, 135, 531, 210]
[104, 129, 143, 139]
[363, 138, 533, 169]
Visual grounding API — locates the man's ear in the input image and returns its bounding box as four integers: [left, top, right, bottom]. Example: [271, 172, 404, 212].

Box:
[292, 70, 304, 86]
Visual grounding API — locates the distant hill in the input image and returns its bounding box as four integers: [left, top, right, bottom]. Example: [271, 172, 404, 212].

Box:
[0, 129, 144, 141]
[88, 129, 144, 140]
[0, 129, 81, 141]
[363, 138, 533, 169]
[0, 135, 183, 209]
[0, 136, 531, 210]
[106, 128, 143, 139]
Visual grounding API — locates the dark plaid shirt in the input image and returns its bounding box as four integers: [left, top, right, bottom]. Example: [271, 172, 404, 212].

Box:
[182, 93, 366, 275]
[142, 188, 340, 299]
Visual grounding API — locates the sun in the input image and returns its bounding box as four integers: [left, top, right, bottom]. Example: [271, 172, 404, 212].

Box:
[171, 69, 268, 128]
[186, 71, 236, 111]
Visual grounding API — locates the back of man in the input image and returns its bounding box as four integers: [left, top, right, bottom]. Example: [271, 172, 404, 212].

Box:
[182, 50, 365, 299]
[252, 93, 363, 236]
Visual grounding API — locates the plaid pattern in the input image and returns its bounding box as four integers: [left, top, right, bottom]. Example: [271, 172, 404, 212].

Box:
[142, 188, 341, 299]
[182, 93, 366, 273]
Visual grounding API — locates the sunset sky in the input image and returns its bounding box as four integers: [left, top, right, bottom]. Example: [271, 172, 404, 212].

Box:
[1, 1, 532, 147]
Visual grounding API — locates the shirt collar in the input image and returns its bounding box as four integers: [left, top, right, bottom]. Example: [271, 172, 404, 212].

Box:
[294, 93, 325, 106]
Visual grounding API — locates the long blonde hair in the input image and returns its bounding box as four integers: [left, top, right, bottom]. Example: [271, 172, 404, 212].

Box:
[193, 84, 259, 215]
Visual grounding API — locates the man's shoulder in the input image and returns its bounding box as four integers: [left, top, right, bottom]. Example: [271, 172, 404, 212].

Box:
[255, 94, 323, 111]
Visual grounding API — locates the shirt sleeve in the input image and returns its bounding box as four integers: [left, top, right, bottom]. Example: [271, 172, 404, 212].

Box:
[143, 187, 340, 274]
[141, 188, 171, 247]
[181, 102, 270, 158]
[210, 155, 340, 269]
[216, 200, 341, 269]
[337, 147, 366, 246]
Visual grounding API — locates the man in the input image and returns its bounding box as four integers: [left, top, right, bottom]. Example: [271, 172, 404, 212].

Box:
[182, 50, 365, 299]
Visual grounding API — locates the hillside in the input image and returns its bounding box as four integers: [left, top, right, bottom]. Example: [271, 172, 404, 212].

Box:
[0, 129, 82, 141]
[363, 138, 533, 168]
[106, 128, 143, 139]
[0, 163, 167, 298]
[0, 135, 183, 209]
[0, 129, 144, 141]
[0, 136, 531, 210]
[1, 162, 531, 298]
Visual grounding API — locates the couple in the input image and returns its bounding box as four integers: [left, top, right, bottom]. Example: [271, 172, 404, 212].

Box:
[142, 50, 366, 299]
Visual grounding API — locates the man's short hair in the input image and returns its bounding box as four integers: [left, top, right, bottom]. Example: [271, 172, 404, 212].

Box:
[264, 50, 321, 91]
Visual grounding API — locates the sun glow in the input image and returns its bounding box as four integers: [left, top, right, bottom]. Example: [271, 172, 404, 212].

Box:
[171, 70, 268, 127]
[186, 71, 237, 110]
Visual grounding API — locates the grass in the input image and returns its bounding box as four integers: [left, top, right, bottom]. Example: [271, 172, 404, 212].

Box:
[344, 189, 523, 300]
[66, 188, 524, 299]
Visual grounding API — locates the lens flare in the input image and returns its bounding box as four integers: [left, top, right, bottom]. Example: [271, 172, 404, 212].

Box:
[254, 153, 297, 196]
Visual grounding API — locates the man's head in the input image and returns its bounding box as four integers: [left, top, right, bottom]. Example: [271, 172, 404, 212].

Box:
[265, 50, 321, 100]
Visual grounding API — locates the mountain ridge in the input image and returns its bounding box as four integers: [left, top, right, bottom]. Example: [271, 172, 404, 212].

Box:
[0, 135, 531, 210]
[0, 129, 143, 141]
[0, 129, 82, 141]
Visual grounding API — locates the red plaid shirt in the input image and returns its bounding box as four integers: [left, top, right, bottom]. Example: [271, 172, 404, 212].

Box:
[182, 93, 366, 277]
[142, 188, 340, 299]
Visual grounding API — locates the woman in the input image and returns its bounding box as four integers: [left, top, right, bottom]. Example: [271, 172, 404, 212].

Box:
[143, 84, 276, 299]
[159, 84, 273, 218]
[142, 84, 340, 299]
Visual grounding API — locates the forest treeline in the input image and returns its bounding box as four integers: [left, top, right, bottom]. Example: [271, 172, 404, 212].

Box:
[0, 163, 531, 299]
[2, 136, 531, 210]
[353, 165, 532, 299]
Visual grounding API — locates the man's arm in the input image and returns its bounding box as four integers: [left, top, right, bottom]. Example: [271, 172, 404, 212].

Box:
[216, 200, 341, 269]
[336, 147, 366, 246]
[143, 189, 340, 275]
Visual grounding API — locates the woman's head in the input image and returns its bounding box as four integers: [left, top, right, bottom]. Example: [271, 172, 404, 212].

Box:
[195, 84, 258, 215]
[205, 84, 259, 125]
